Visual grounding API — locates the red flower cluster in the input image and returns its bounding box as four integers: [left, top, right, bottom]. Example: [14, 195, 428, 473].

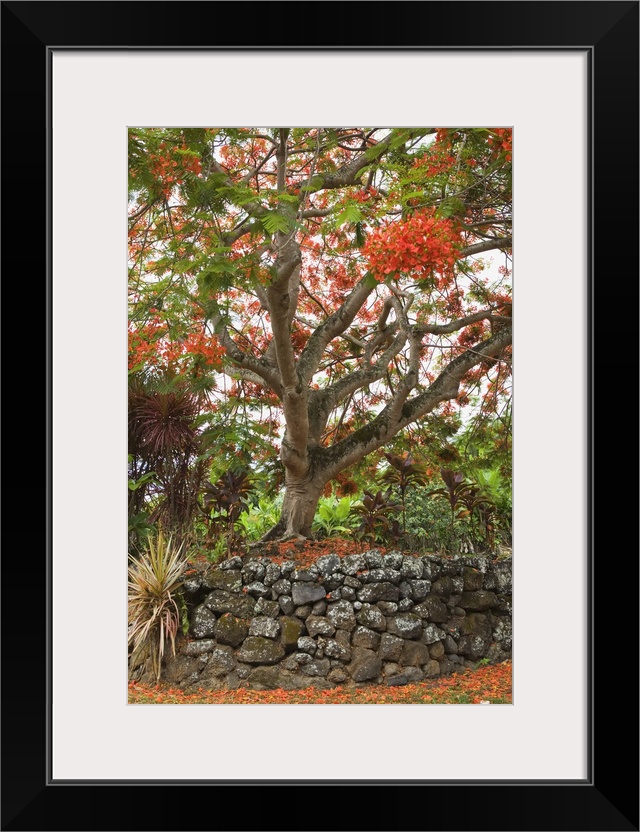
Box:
[128, 322, 225, 372]
[149, 142, 202, 198]
[488, 129, 512, 162]
[364, 210, 462, 282]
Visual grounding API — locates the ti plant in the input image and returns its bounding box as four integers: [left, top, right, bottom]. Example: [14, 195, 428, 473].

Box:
[128, 532, 188, 682]
[351, 488, 402, 547]
[200, 468, 254, 557]
[378, 452, 429, 534]
[429, 468, 477, 551]
[457, 485, 498, 553]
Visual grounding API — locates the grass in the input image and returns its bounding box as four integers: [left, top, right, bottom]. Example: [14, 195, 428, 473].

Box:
[129, 659, 512, 705]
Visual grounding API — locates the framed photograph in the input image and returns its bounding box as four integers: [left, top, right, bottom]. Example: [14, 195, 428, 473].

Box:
[2, 2, 637, 830]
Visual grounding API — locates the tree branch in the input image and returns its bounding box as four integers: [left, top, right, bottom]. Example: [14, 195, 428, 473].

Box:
[316, 326, 512, 480]
[298, 273, 377, 383]
[460, 237, 512, 257]
[207, 306, 283, 397]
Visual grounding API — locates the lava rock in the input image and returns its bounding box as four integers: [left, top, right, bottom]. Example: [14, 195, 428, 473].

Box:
[379, 632, 404, 661]
[418, 596, 448, 623]
[279, 616, 306, 651]
[305, 616, 336, 637]
[263, 562, 282, 586]
[200, 645, 236, 677]
[422, 623, 446, 644]
[364, 550, 384, 569]
[348, 647, 382, 682]
[219, 556, 242, 571]
[278, 595, 295, 615]
[400, 557, 423, 579]
[423, 659, 441, 678]
[244, 581, 270, 598]
[351, 626, 381, 650]
[202, 568, 243, 593]
[400, 641, 431, 666]
[365, 568, 402, 584]
[292, 582, 326, 605]
[242, 560, 265, 583]
[248, 665, 282, 689]
[271, 578, 292, 597]
[300, 658, 331, 677]
[429, 641, 445, 660]
[322, 638, 351, 661]
[356, 582, 400, 603]
[383, 552, 403, 570]
[386, 614, 422, 639]
[215, 613, 250, 648]
[355, 604, 386, 632]
[459, 591, 498, 611]
[237, 636, 285, 665]
[462, 567, 484, 591]
[190, 605, 217, 639]
[409, 579, 430, 601]
[341, 553, 367, 576]
[297, 636, 317, 655]
[255, 597, 279, 618]
[316, 553, 341, 577]
[248, 616, 280, 639]
[181, 639, 217, 656]
[328, 667, 349, 683]
[327, 600, 356, 631]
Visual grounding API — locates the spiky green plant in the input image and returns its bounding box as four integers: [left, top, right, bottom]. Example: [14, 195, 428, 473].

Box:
[128, 533, 188, 681]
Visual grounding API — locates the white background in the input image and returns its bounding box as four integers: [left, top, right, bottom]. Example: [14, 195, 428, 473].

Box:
[52, 51, 587, 781]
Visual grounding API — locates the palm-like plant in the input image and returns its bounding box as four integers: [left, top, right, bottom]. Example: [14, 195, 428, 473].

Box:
[429, 468, 477, 550]
[457, 485, 498, 553]
[128, 379, 205, 549]
[379, 452, 429, 533]
[128, 533, 188, 681]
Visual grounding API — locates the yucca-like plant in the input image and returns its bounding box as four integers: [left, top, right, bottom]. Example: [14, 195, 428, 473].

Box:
[128, 533, 188, 682]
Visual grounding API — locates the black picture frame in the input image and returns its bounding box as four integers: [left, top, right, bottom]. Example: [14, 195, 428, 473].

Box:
[2, 2, 638, 830]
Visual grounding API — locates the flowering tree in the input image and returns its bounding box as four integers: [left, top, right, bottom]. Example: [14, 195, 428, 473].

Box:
[129, 127, 512, 541]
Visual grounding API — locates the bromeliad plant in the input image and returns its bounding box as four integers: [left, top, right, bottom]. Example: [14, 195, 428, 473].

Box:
[378, 452, 429, 534]
[128, 532, 188, 682]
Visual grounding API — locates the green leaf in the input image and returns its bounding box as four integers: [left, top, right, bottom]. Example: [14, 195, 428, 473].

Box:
[335, 205, 363, 228]
[260, 212, 291, 235]
[277, 193, 300, 204]
[436, 197, 466, 219]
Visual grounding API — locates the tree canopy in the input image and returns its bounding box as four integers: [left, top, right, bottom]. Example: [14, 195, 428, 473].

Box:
[128, 127, 512, 542]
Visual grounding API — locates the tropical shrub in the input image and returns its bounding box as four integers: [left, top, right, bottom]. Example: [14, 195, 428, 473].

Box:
[235, 494, 283, 542]
[378, 452, 429, 532]
[128, 378, 206, 550]
[200, 468, 254, 555]
[128, 533, 188, 681]
[351, 488, 402, 546]
[312, 495, 357, 538]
